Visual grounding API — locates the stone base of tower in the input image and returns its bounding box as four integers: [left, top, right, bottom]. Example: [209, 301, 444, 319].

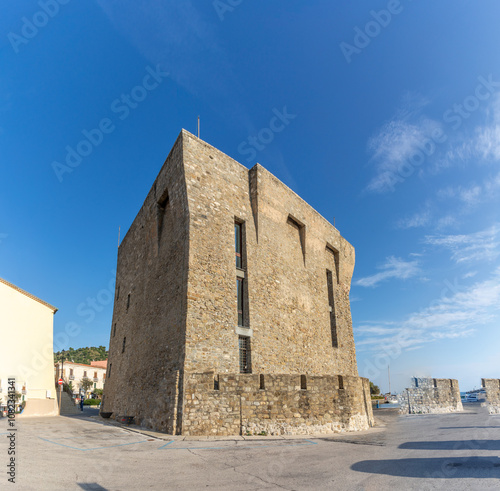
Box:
[181, 372, 374, 436]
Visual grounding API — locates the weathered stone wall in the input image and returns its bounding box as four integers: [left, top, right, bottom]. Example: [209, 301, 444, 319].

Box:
[183, 372, 374, 436]
[182, 130, 358, 377]
[482, 378, 500, 414]
[102, 134, 190, 434]
[399, 378, 463, 415]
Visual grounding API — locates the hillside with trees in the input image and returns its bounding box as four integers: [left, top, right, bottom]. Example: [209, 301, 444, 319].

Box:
[54, 346, 108, 365]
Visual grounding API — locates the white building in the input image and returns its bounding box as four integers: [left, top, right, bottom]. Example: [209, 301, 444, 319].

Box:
[54, 361, 107, 397]
[0, 277, 58, 416]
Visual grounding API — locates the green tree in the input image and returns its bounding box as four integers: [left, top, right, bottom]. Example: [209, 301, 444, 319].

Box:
[370, 382, 380, 395]
[80, 377, 94, 396]
[54, 346, 108, 365]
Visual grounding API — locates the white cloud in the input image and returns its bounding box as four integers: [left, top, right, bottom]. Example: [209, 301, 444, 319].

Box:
[437, 173, 500, 209]
[355, 268, 500, 354]
[425, 225, 500, 263]
[396, 209, 431, 229]
[366, 116, 442, 193]
[462, 271, 477, 279]
[354, 256, 421, 287]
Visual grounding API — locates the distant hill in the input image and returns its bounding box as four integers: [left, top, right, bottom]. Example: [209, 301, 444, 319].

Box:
[54, 346, 108, 365]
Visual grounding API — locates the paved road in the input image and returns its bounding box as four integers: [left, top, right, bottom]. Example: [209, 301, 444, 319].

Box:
[2, 403, 500, 490]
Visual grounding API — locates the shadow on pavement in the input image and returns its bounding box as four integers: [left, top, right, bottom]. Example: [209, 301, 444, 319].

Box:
[351, 457, 500, 478]
[77, 484, 108, 490]
[399, 440, 500, 450]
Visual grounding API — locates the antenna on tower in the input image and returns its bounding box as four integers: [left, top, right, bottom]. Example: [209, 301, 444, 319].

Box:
[197, 116, 200, 138]
[118, 226, 121, 248]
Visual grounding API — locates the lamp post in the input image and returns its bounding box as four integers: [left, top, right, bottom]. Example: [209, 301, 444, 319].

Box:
[60, 350, 66, 394]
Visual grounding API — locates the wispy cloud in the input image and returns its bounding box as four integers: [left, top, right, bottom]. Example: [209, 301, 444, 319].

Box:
[425, 225, 500, 263]
[366, 91, 500, 194]
[474, 93, 500, 161]
[462, 271, 477, 279]
[355, 256, 421, 288]
[356, 267, 500, 353]
[396, 207, 431, 229]
[437, 172, 500, 209]
[366, 115, 442, 193]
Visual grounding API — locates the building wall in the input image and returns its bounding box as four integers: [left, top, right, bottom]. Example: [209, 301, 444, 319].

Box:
[0, 280, 58, 416]
[55, 362, 107, 393]
[102, 134, 190, 434]
[399, 378, 463, 414]
[182, 131, 358, 377]
[183, 372, 373, 436]
[482, 378, 500, 414]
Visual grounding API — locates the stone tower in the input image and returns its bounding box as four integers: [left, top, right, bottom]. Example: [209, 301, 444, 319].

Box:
[102, 129, 373, 435]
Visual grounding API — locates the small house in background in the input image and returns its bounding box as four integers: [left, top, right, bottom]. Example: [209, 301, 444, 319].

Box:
[54, 360, 107, 397]
[0, 277, 58, 416]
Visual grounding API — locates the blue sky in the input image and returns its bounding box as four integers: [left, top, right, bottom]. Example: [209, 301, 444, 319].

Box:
[1, 1, 499, 393]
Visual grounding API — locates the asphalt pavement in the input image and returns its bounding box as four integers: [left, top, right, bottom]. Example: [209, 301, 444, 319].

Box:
[2, 402, 499, 490]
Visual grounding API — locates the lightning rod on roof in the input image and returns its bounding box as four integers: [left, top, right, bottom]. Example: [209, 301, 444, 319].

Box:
[118, 226, 121, 248]
[197, 116, 200, 138]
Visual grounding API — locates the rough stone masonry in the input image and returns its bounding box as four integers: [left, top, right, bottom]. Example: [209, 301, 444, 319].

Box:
[482, 378, 500, 414]
[399, 377, 463, 415]
[102, 129, 374, 435]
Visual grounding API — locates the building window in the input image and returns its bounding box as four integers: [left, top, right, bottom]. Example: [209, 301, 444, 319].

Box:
[327, 269, 338, 348]
[237, 278, 244, 327]
[235, 219, 249, 328]
[122, 337, 126, 353]
[287, 215, 306, 263]
[108, 364, 112, 379]
[235, 222, 243, 269]
[113, 323, 116, 337]
[260, 374, 265, 390]
[239, 336, 251, 373]
[83, 371, 87, 377]
[94, 372, 97, 379]
[326, 244, 340, 284]
[116, 286, 120, 300]
[69, 369, 73, 376]
[301, 374, 307, 390]
[126, 294, 130, 311]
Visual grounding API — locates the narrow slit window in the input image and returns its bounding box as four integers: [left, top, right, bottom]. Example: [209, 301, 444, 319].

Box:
[326, 245, 340, 284]
[235, 222, 243, 269]
[237, 277, 244, 327]
[214, 375, 219, 391]
[260, 374, 265, 390]
[338, 375, 344, 390]
[113, 323, 116, 337]
[122, 337, 126, 354]
[287, 215, 306, 263]
[239, 336, 251, 373]
[108, 364, 112, 379]
[116, 286, 120, 300]
[300, 375, 307, 390]
[126, 294, 130, 311]
[327, 270, 338, 348]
